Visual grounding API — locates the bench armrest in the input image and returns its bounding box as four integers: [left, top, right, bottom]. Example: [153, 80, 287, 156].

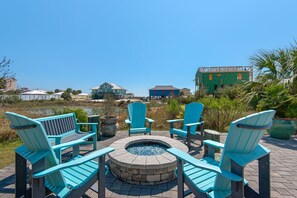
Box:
[167, 148, 242, 182]
[145, 117, 155, 123]
[47, 134, 64, 139]
[33, 147, 115, 178]
[203, 140, 224, 149]
[166, 119, 184, 123]
[52, 139, 86, 150]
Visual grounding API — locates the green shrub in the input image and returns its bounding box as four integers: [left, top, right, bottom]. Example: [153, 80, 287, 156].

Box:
[199, 97, 250, 132]
[147, 100, 162, 108]
[285, 100, 297, 118]
[165, 99, 181, 119]
[177, 96, 195, 104]
[256, 83, 292, 117]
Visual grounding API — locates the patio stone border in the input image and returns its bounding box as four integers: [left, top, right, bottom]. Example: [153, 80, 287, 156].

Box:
[108, 135, 188, 185]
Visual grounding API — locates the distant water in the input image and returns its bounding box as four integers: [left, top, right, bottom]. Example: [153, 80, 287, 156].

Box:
[126, 142, 169, 156]
[26, 106, 102, 116]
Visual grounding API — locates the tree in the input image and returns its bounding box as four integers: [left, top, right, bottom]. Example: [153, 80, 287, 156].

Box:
[61, 88, 72, 101]
[54, 89, 63, 93]
[65, 88, 73, 93]
[72, 90, 82, 95]
[0, 57, 15, 90]
[61, 92, 72, 101]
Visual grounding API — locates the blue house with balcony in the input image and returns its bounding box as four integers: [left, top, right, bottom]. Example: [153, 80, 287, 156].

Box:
[91, 82, 127, 99]
[149, 85, 180, 99]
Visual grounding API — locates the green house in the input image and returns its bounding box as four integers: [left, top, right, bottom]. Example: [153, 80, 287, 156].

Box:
[195, 66, 252, 94]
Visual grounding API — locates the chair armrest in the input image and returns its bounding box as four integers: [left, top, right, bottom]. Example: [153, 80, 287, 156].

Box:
[76, 123, 98, 125]
[52, 139, 86, 150]
[166, 119, 184, 123]
[15, 145, 50, 164]
[225, 144, 270, 167]
[203, 140, 224, 149]
[145, 117, 155, 123]
[167, 148, 242, 182]
[33, 147, 115, 178]
[125, 119, 131, 124]
[185, 121, 204, 127]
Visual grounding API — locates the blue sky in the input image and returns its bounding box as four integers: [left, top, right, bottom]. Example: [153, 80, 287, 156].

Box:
[1, 1, 297, 96]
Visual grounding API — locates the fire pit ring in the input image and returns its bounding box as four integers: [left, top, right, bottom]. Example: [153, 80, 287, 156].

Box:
[108, 135, 188, 185]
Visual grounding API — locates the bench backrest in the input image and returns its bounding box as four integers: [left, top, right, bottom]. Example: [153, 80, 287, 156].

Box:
[35, 113, 77, 136]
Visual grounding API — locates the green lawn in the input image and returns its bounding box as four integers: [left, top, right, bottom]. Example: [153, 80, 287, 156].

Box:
[0, 139, 22, 169]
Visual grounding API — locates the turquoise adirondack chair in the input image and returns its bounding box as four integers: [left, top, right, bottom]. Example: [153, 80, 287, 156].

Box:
[167, 110, 275, 198]
[125, 102, 154, 136]
[6, 112, 114, 198]
[167, 102, 204, 148]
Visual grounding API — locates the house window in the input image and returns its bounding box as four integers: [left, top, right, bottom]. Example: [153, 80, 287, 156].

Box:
[209, 74, 213, 80]
[237, 73, 242, 80]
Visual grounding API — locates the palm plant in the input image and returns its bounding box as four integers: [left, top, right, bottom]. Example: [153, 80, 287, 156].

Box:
[250, 48, 292, 81]
[243, 41, 297, 116]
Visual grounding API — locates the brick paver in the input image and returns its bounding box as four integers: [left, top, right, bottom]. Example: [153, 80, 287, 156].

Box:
[0, 131, 297, 197]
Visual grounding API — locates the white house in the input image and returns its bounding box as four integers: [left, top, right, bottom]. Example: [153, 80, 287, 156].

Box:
[51, 92, 64, 100]
[21, 89, 51, 100]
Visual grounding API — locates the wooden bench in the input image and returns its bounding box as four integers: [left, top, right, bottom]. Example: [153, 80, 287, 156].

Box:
[35, 113, 97, 161]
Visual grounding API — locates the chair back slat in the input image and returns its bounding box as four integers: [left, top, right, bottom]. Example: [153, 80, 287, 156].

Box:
[183, 102, 204, 134]
[214, 110, 275, 191]
[128, 102, 146, 128]
[5, 112, 67, 188]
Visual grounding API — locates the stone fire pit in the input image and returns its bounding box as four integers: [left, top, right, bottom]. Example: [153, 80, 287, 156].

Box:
[108, 135, 188, 185]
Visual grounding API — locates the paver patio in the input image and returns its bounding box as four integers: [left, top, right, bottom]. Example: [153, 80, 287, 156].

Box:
[0, 131, 297, 198]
